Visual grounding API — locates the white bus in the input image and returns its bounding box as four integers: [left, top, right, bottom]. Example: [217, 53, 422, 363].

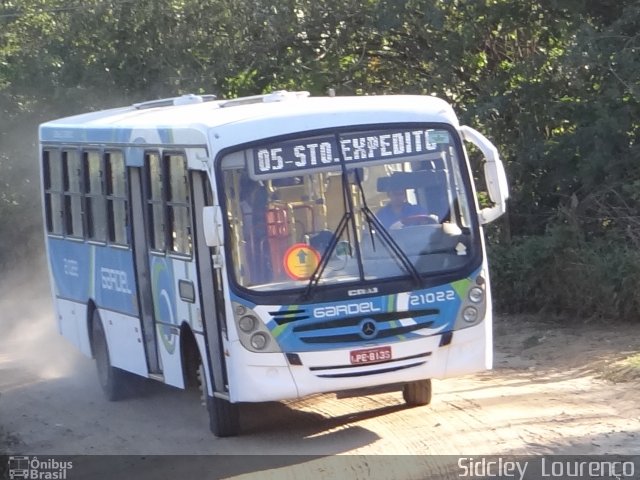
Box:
[39, 91, 508, 436]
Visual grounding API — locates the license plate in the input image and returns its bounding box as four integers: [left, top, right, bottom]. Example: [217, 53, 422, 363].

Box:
[350, 346, 392, 365]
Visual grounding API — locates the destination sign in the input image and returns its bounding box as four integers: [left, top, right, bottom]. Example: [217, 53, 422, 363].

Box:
[250, 129, 450, 178]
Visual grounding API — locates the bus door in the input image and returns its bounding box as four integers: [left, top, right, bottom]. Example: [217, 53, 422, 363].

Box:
[191, 170, 229, 399]
[130, 152, 227, 393]
[131, 152, 205, 386]
[129, 165, 160, 374]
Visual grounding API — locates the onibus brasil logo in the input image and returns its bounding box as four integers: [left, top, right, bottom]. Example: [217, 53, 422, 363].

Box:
[7, 456, 73, 479]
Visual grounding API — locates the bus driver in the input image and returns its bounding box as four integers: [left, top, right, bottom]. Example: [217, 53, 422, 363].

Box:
[376, 188, 435, 229]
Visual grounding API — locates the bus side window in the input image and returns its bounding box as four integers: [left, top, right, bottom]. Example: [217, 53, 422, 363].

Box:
[167, 153, 192, 256]
[43, 149, 64, 235]
[106, 151, 128, 245]
[145, 152, 166, 251]
[84, 150, 107, 242]
[62, 149, 84, 238]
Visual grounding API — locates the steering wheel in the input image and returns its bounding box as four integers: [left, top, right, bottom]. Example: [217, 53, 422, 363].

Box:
[400, 214, 438, 227]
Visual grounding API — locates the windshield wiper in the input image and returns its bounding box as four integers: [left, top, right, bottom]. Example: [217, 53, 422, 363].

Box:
[301, 135, 423, 300]
[302, 135, 367, 300]
[352, 168, 422, 287]
[353, 168, 378, 251]
[301, 210, 351, 300]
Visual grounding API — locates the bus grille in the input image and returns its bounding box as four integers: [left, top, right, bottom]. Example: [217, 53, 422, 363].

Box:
[297, 322, 434, 344]
[270, 309, 310, 325]
[278, 308, 439, 345]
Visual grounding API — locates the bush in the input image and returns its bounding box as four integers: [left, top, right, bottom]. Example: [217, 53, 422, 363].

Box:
[489, 226, 640, 322]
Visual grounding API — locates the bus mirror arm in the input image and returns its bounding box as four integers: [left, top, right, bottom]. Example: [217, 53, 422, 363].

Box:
[203, 206, 224, 247]
[459, 125, 509, 225]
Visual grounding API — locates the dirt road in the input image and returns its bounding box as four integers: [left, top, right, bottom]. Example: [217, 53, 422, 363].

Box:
[1, 265, 640, 478]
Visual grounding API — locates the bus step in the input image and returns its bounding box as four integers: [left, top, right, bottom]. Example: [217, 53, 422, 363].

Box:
[148, 373, 165, 382]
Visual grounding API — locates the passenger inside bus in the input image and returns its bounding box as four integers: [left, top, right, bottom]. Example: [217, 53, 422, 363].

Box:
[239, 176, 272, 284]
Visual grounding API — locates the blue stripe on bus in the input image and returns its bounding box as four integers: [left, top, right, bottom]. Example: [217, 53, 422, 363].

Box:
[40, 126, 133, 144]
[40, 126, 207, 146]
[48, 238, 138, 317]
[231, 277, 470, 353]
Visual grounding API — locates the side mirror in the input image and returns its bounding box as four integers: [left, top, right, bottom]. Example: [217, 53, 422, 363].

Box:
[459, 125, 509, 225]
[203, 206, 224, 247]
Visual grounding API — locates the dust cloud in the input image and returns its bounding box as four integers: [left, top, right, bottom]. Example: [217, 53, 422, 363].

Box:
[0, 118, 86, 387]
[0, 254, 82, 386]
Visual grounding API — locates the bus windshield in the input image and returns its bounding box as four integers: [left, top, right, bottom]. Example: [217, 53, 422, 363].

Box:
[220, 126, 477, 293]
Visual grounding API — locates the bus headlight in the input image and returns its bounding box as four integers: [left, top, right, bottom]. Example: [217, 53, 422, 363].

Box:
[454, 275, 487, 330]
[250, 332, 269, 350]
[469, 287, 484, 303]
[463, 306, 479, 323]
[238, 315, 257, 333]
[231, 302, 281, 353]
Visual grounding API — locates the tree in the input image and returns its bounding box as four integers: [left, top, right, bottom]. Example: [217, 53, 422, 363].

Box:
[1, 0, 639, 320]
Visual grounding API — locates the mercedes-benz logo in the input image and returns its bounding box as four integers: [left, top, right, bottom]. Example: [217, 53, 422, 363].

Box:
[359, 319, 377, 339]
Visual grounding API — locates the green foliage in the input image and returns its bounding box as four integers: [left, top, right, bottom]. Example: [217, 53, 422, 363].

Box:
[490, 223, 640, 322]
[1, 0, 639, 321]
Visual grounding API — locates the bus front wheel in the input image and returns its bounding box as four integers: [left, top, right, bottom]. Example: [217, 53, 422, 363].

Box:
[198, 363, 240, 437]
[206, 395, 240, 437]
[92, 310, 129, 401]
[402, 379, 432, 406]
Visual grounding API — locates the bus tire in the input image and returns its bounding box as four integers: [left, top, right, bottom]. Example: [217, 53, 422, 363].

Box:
[206, 395, 240, 437]
[92, 311, 128, 401]
[402, 379, 432, 406]
[197, 359, 240, 437]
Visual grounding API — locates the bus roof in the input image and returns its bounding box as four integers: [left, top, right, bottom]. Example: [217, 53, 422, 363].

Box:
[39, 92, 460, 145]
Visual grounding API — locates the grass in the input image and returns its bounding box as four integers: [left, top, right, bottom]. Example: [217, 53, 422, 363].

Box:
[600, 353, 640, 383]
